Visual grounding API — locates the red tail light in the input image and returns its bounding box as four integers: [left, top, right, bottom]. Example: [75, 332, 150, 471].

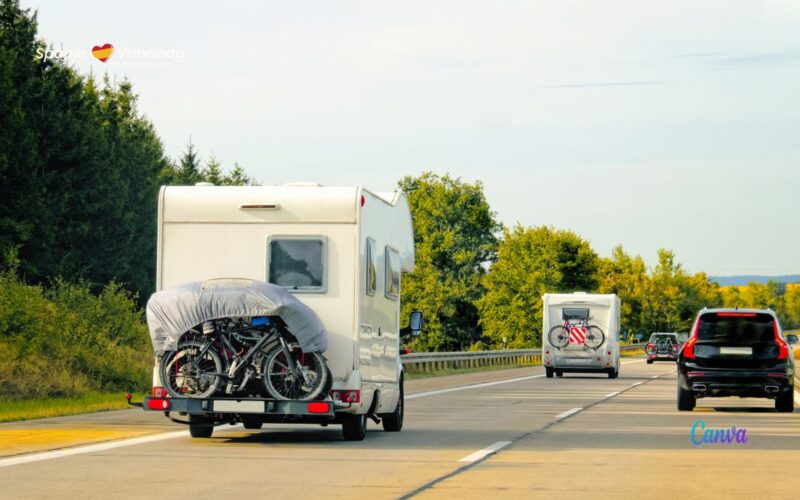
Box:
[774, 321, 788, 360]
[152, 386, 168, 398]
[331, 390, 361, 403]
[147, 398, 171, 411]
[646, 343, 655, 353]
[307, 402, 330, 414]
[683, 337, 697, 359]
[684, 318, 701, 359]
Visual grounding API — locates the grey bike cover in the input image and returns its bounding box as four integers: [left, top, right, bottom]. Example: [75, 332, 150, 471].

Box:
[146, 278, 327, 356]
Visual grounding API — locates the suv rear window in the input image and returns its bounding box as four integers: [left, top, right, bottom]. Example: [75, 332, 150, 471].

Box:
[697, 313, 775, 345]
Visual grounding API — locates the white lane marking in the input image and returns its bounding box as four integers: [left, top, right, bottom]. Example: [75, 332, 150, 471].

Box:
[604, 391, 620, 399]
[0, 424, 243, 469]
[406, 374, 545, 400]
[621, 358, 646, 365]
[651, 375, 659, 379]
[555, 407, 583, 420]
[794, 391, 800, 407]
[631, 382, 644, 387]
[458, 441, 512, 463]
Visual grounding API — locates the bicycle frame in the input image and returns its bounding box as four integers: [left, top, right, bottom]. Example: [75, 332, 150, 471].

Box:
[186, 321, 301, 394]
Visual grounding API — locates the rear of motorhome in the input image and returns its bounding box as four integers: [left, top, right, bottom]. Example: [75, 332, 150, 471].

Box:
[146, 183, 417, 440]
[542, 293, 620, 378]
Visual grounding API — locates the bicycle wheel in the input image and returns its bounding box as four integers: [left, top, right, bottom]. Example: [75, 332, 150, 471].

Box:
[584, 326, 605, 349]
[160, 339, 223, 398]
[261, 346, 331, 401]
[548, 326, 570, 348]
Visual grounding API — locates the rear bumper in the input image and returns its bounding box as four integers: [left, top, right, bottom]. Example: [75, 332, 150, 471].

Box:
[679, 371, 793, 399]
[647, 353, 677, 361]
[143, 396, 338, 422]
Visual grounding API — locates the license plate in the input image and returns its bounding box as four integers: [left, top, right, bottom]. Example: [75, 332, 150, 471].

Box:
[719, 346, 752, 356]
[213, 400, 265, 413]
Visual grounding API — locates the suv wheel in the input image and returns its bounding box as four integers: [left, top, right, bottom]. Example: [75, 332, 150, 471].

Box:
[776, 390, 794, 413]
[677, 384, 695, 411]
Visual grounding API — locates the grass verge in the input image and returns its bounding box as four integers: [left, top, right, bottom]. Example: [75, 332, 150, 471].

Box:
[0, 392, 142, 423]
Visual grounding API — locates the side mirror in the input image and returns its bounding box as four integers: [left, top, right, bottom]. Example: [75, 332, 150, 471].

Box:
[787, 334, 798, 345]
[409, 311, 423, 337]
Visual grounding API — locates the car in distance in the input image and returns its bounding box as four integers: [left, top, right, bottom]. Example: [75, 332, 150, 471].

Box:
[677, 308, 797, 412]
[646, 332, 680, 364]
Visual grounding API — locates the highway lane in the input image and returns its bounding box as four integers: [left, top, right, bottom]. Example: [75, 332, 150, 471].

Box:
[0, 358, 797, 499]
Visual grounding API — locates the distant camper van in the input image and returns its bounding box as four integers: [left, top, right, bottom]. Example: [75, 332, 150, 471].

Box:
[542, 293, 621, 379]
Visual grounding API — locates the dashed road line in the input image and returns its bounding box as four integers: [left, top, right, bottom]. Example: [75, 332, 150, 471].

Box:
[458, 441, 512, 463]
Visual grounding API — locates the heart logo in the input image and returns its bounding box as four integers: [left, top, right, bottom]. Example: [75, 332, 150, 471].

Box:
[91, 43, 114, 63]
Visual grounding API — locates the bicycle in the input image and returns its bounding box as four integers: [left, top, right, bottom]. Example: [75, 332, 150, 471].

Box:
[548, 317, 605, 350]
[159, 315, 330, 401]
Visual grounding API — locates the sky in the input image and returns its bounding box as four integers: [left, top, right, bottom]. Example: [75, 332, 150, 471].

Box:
[26, 0, 800, 276]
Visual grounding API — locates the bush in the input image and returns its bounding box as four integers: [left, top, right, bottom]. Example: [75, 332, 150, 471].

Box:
[0, 272, 151, 400]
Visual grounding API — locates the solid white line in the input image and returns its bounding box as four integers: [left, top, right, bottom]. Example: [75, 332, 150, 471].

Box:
[604, 391, 620, 399]
[0, 430, 189, 469]
[406, 374, 545, 400]
[457, 441, 512, 463]
[631, 382, 644, 387]
[555, 407, 583, 420]
[0, 424, 244, 469]
[651, 375, 659, 379]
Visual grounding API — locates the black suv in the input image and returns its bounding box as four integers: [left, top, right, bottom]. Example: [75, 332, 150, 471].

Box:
[677, 308, 797, 412]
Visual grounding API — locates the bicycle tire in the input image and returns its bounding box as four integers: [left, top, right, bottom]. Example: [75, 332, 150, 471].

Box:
[261, 346, 331, 401]
[584, 325, 605, 349]
[160, 339, 224, 398]
[548, 325, 570, 348]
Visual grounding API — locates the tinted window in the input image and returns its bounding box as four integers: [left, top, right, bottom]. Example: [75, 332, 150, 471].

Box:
[385, 247, 400, 299]
[650, 334, 677, 343]
[366, 238, 377, 296]
[562, 308, 589, 321]
[268, 238, 325, 291]
[698, 313, 775, 345]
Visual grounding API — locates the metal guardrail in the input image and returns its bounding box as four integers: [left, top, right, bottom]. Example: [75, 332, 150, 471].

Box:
[401, 344, 643, 372]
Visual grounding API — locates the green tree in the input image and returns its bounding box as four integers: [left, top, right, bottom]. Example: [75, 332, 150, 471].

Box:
[597, 245, 648, 339]
[202, 155, 224, 185]
[222, 162, 252, 186]
[478, 225, 599, 348]
[398, 172, 501, 351]
[176, 140, 203, 185]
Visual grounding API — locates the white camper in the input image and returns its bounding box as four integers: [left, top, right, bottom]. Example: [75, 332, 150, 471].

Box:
[542, 293, 620, 378]
[151, 183, 419, 440]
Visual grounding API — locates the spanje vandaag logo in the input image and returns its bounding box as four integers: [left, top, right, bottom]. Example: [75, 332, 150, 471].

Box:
[690, 420, 748, 446]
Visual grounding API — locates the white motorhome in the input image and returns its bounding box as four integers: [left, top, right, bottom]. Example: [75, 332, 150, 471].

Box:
[542, 293, 620, 378]
[151, 183, 418, 440]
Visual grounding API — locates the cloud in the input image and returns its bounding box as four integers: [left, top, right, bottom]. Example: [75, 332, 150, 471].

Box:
[717, 48, 800, 67]
[538, 81, 665, 89]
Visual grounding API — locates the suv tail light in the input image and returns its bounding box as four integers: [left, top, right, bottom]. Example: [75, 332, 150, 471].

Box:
[683, 318, 701, 359]
[152, 386, 168, 398]
[646, 343, 655, 353]
[774, 322, 789, 360]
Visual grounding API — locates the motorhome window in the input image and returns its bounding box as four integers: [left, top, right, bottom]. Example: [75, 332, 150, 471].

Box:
[385, 247, 400, 299]
[366, 238, 377, 296]
[562, 308, 590, 321]
[268, 238, 325, 292]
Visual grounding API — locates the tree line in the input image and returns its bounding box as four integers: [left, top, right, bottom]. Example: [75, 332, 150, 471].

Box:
[399, 173, 800, 351]
[0, 0, 253, 303]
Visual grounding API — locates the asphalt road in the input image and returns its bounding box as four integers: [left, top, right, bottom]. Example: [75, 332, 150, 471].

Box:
[1, 358, 798, 499]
